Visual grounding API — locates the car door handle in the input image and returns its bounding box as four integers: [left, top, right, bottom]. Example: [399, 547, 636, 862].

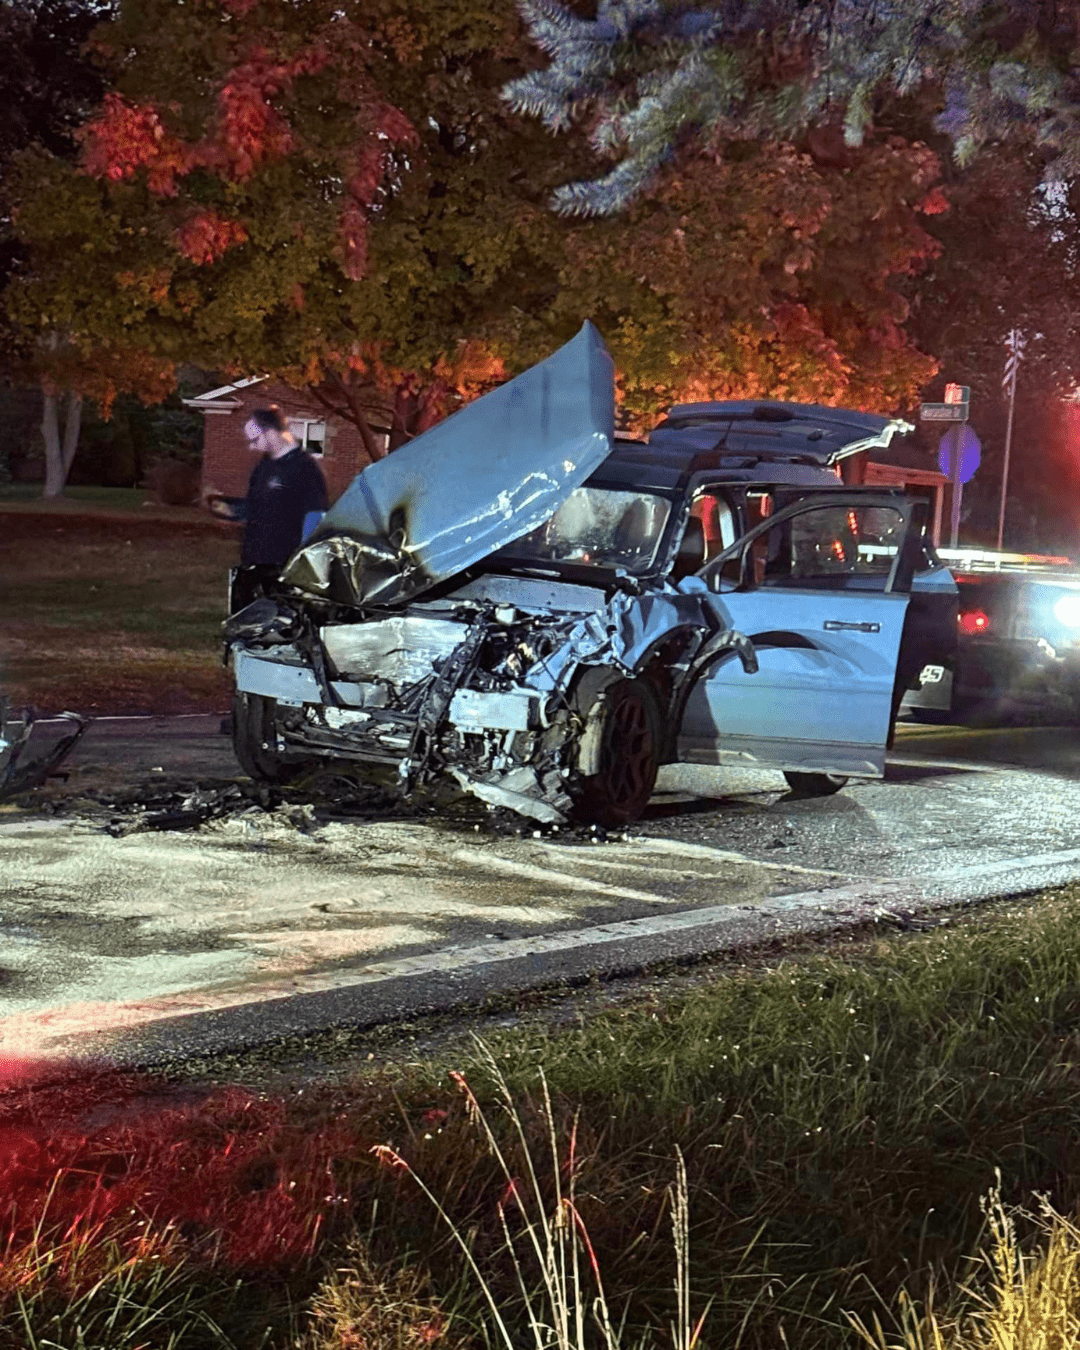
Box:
[823, 620, 881, 633]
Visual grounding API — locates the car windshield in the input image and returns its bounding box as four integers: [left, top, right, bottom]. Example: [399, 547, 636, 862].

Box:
[493, 487, 673, 574]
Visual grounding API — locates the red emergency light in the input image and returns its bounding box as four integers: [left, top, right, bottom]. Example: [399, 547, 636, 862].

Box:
[958, 609, 991, 635]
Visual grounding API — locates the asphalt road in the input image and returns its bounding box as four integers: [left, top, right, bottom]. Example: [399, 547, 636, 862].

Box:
[3, 713, 1080, 1068]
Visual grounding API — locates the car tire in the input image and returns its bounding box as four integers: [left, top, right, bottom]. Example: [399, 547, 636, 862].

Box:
[569, 674, 662, 827]
[231, 692, 308, 785]
[783, 771, 848, 797]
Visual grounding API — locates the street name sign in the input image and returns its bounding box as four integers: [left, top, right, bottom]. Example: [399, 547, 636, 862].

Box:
[921, 402, 969, 422]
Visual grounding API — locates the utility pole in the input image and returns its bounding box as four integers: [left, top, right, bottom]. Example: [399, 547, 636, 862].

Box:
[997, 329, 1025, 550]
[946, 423, 964, 549]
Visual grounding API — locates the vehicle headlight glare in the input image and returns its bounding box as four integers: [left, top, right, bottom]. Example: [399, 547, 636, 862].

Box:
[1053, 594, 1080, 627]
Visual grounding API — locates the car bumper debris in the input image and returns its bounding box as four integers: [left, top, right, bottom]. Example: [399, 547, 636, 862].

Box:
[0, 700, 89, 801]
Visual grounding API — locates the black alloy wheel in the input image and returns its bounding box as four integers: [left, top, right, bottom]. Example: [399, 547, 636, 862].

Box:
[571, 675, 662, 827]
[231, 692, 310, 785]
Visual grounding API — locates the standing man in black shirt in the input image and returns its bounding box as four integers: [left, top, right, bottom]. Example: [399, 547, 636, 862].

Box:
[204, 406, 329, 575]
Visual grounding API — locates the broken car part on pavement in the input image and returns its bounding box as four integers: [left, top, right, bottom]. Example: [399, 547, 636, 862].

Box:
[0, 698, 88, 801]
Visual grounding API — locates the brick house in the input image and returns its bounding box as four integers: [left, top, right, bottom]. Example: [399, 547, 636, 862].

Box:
[183, 376, 388, 506]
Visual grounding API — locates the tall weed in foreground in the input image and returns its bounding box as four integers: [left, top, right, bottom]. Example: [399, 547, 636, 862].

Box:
[851, 1185, 1080, 1350]
[0, 1061, 356, 1348]
[372, 1044, 708, 1350]
[8, 1235, 244, 1350]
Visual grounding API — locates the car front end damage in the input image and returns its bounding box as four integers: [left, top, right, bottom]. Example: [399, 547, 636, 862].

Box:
[228, 324, 964, 818]
[222, 321, 762, 825]
[226, 577, 757, 825]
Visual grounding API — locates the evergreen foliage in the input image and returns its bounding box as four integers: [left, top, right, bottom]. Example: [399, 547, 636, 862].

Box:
[505, 0, 1080, 214]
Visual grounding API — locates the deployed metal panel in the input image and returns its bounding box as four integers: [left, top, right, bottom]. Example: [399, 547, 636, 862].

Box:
[649, 401, 914, 466]
[283, 322, 615, 608]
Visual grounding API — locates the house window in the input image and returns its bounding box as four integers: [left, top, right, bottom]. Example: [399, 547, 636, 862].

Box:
[286, 418, 327, 456]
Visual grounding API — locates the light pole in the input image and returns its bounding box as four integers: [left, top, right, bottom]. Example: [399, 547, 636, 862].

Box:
[997, 329, 1025, 550]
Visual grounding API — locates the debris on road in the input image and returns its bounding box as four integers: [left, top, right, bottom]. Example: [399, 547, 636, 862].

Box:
[104, 783, 259, 836]
[0, 699, 89, 801]
[45, 767, 637, 846]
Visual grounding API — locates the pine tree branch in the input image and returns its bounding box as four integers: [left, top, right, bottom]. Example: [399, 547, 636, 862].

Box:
[506, 0, 1080, 211]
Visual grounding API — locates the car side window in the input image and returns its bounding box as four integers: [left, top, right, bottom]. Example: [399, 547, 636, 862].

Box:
[756, 504, 906, 588]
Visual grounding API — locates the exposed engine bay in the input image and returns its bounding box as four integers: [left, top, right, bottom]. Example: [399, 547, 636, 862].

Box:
[227, 575, 756, 825]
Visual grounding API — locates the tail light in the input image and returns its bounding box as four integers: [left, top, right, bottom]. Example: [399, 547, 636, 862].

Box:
[958, 608, 991, 635]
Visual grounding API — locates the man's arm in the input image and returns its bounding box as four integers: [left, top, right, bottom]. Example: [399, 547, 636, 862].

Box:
[202, 484, 248, 521]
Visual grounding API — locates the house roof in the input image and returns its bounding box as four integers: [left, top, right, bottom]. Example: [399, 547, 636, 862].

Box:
[182, 375, 391, 429]
[182, 375, 269, 413]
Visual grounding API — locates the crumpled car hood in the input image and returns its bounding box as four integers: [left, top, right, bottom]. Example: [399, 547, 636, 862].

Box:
[283, 322, 615, 608]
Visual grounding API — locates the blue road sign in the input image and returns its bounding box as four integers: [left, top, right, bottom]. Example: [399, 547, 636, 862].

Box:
[938, 425, 981, 484]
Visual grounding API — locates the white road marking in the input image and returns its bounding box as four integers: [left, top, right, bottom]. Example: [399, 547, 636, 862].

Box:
[15, 839, 1080, 1061]
[929, 846, 1080, 881]
[448, 848, 670, 905]
[28, 713, 220, 725]
[17, 874, 917, 1058]
[886, 754, 1043, 774]
[628, 835, 852, 879]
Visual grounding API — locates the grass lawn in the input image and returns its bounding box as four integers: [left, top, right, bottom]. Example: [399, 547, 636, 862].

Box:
[2, 508, 239, 714]
[0, 485, 156, 511]
[6, 891, 1080, 1349]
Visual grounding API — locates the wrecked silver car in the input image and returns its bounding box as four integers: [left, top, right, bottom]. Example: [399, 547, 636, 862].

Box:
[224, 323, 952, 825]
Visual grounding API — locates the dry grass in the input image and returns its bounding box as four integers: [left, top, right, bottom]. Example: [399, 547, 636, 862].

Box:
[852, 1187, 1080, 1350]
[299, 1241, 469, 1350]
[371, 1045, 706, 1350]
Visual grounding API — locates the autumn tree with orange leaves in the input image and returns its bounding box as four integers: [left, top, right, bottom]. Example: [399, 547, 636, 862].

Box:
[5, 0, 573, 490]
[6, 0, 958, 499]
[538, 128, 946, 427]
